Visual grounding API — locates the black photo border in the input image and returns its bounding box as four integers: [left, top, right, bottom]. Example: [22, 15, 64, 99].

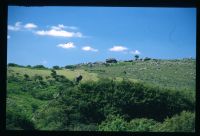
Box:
[0, 0, 200, 136]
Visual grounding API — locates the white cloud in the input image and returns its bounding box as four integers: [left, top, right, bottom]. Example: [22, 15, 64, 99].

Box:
[57, 42, 76, 49]
[130, 50, 141, 55]
[8, 21, 22, 31]
[109, 46, 128, 52]
[8, 22, 38, 31]
[24, 23, 37, 29]
[82, 46, 98, 52]
[7, 35, 10, 39]
[35, 29, 83, 38]
[8, 22, 82, 38]
[51, 24, 78, 30]
[36, 24, 81, 38]
[51, 25, 63, 30]
[15, 22, 22, 27]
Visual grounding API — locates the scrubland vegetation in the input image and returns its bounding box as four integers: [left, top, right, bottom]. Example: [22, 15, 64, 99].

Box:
[6, 58, 196, 131]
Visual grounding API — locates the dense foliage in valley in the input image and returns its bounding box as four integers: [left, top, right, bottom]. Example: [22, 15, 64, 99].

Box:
[6, 59, 195, 131]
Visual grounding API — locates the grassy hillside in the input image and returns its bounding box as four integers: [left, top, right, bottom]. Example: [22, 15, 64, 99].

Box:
[6, 58, 196, 131]
[78, 59, 195, 90]
[8, 67, 98, 82]
[8, 59, 196, 90]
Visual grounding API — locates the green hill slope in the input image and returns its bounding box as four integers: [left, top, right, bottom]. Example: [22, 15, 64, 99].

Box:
[8, 59, 196, 90]
[6, 58, 196, 131]
[8, 67, 98, 82]
[78, 59, 196, 90]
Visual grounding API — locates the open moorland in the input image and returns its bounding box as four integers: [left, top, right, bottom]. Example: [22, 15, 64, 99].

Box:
[6, 58, 196, 131]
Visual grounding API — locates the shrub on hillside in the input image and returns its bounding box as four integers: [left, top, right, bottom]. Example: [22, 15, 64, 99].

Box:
[106, 58, 118, 63]
[33, 75, 43, 81]
[6, 107, 35, 130]
[144, 57, 151, 61]
[8, 63, 24, 67]
[26, 65, 32, 68]
[24, 74, 30, 80]
[65, 65, 76, 69]
[77, 79, 194, 121]
[152, 111, 195, 132]
[98, 115, 128, 131]
[8, 75, 19, 82]
[7, 76, 195, 131]
[33, 65, 46, 69]
[8, 63, 19, 67]
[53, 66, 60, 70]
[51, 70, 57, 78]
[99, 115, 159, 132]
[127, 118, 158, 131]
[34, 106, 66, 130]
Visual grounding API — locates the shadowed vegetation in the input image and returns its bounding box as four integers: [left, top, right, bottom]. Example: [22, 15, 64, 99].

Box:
[6, 59, 195, 131]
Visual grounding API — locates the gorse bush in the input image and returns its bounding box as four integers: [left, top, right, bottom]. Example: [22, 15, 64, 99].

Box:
[53, 66, 60, 70]
[98, 111, 195, 132]
[127, 118, 158, 131]
[152, 111, 195, 132]
[76, 79, 195, 121]
[32, 78, 195, 130]
[8, 63, 20, 67]
[6, 97, 36, 130]
[32, 65, 46, 69]
[99, 115, 158, 132]
[6, 72, 195, 131]
[99, 115, 128, 131]
[65, 65, 76, 69]
[6, 110, 35, 130]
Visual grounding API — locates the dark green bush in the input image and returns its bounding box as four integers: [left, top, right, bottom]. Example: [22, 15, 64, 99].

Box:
[65, 65, 76, 69]
[98, 115, 128, 131]
[24, 74, 30, 80]
[51, 69, 57, 78]
[77, 79, 194, 121]
[33, 75, 43, 81]
[127, 118, 158, 131]
[7, 75, 195, 131]
[53, 66, 60, 70]
[26, 65, 31, 68]
[6, 108, 35, 130]
[33, 65, 46, 69]
[8, 63, 19, 67]
[99, 115, 158, 132]
[152, 111, 195, 132]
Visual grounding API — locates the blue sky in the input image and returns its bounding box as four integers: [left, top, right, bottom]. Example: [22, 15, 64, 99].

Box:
[8, 6, 196, 67]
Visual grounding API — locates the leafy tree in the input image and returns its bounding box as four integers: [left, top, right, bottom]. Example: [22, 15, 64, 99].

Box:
[8, 63, 19, 67]
[135, 55, 139, 60]
[65, 65, 76, 69]
[53, 66, 60, 70]
[26, 65, 31, 68]
[106, 58, 118, 63]
[144, 57, 151, 61]
[33, 65, 46, 69]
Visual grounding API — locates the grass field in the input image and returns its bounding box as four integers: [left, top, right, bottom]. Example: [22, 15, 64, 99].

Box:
[8, 59, 196, 91]
[8, 67, 99, 82]
[78, 59, 196, 90]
